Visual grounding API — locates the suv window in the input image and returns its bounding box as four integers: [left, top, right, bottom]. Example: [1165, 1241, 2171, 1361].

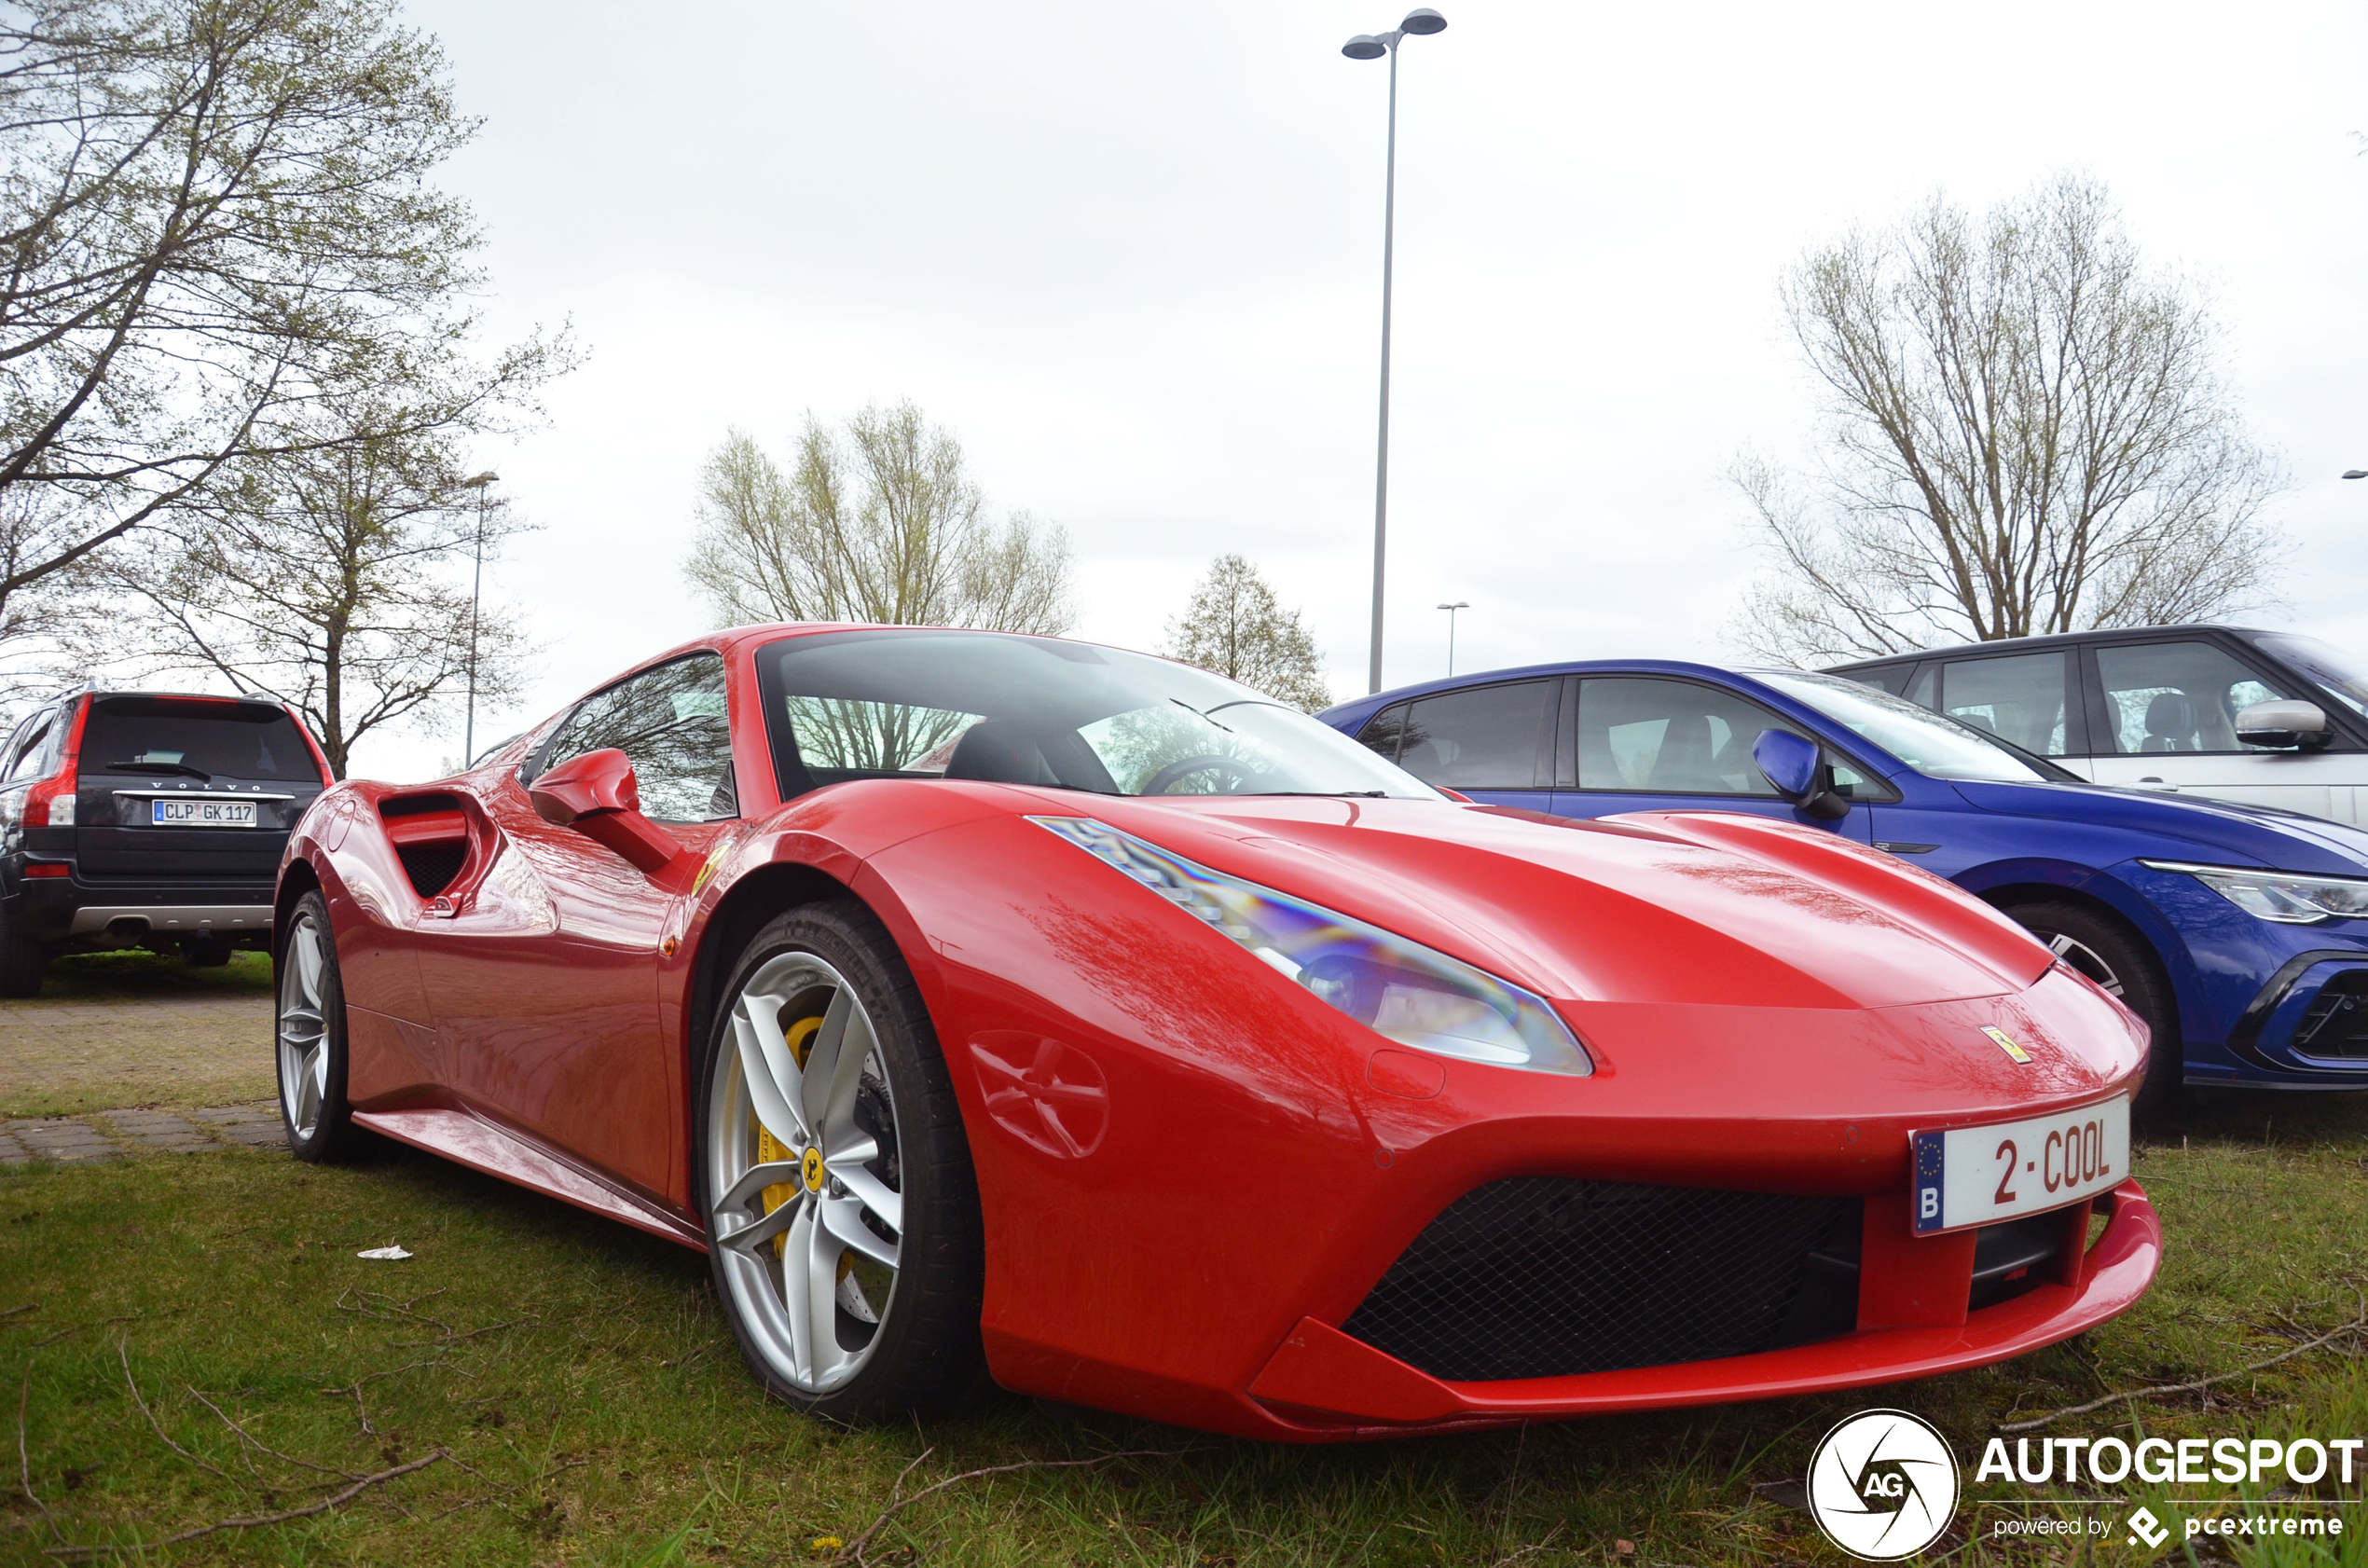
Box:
[81, 697, 315, 781]
[1935, 653, 2069, 755]
[4, 707, 58, 782]
[1393, 680, 1556, 790]
[2095, 641, 2290, 754]
[1576, 678, 1787, 795]
[537, 653, 737, 823]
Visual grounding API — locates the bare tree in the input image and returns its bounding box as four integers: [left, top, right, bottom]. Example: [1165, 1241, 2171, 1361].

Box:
[1163, 554, 1331, 712]
[65, 399, 535, 778]
[1731, 173, 2288, 664]
[684, 403, 1073, 634]
[0, 0, 558, 646]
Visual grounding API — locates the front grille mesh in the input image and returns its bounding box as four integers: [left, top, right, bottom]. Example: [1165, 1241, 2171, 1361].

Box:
[1341, 1177, 1855, 1382]
[2295, 972, 2368, 1058]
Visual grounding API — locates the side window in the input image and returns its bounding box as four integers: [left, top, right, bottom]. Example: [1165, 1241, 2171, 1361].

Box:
[537, 653, 737, 822]
[1355, 703, 1411, 762]
[1936, 653, 2068, 755]
[2095, 642, 2291, 755]
[4, 708, 57, 782]
[1396, 681, 1556, 791]
[1576, 679, 1787, 796]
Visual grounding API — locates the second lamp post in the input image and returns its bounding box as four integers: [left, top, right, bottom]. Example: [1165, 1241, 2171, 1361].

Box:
[1343, 7, 1447, 695]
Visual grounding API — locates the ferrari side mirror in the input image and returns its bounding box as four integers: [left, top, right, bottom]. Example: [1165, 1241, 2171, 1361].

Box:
[529, 748, 685, 876]
[1753, 728, 1851, 821]
[2235, 699, 2333, 751]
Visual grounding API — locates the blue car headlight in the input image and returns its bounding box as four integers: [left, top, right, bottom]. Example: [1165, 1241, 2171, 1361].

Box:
[1031, 816, 1592, 1077]
[2141, 859, 2368, 925]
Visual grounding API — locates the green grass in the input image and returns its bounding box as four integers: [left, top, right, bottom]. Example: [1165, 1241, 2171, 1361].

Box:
[3, 1093, 2364, 1566]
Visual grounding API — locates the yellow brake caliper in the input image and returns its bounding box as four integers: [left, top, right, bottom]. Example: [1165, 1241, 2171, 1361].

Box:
[756, 1015, 823, 1259]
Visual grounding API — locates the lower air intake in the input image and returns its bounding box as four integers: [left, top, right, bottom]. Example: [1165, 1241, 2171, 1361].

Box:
[1341, 1177, 1858, 1382]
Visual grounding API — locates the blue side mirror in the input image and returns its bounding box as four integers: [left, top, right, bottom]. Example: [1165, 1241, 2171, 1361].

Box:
[1754, 728, 1821, 801]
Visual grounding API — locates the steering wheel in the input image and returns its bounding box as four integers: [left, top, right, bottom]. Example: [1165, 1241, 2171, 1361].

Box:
[1142, 753, 1261, 795]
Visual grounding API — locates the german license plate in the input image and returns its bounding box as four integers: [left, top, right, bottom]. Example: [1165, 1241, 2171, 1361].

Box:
[1910, 1096, 2129, 1234]
[151, 798, 257, 828]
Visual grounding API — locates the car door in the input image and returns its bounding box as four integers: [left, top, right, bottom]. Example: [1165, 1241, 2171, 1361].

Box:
[412, 652, 740, 1198]
[1549, 675, 1876, 842]
[1359, 678, 1562, 810]
[2081, 639, 2358, 821]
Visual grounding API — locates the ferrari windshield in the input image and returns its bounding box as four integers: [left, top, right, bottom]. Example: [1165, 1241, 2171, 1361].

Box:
[1753, 669, 2065, 783]
[757, 629, 1438, 799]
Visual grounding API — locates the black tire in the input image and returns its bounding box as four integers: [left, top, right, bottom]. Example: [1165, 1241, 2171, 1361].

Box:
[274, 890, 358, 1161]
[2001, 898, 2182, 1116]
[0, 923, 49, 998]
[694, 899, 986, 1424]
[182, 938, 233, 969]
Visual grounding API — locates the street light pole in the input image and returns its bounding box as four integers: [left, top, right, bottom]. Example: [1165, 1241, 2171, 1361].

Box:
[458, 471, 499, 767]
[1437, 600, 1468, 676]
[1343, 8, 1447, 695]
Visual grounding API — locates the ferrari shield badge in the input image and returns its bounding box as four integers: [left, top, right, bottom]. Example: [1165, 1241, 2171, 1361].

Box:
[1982, 1025, 2033, 1064]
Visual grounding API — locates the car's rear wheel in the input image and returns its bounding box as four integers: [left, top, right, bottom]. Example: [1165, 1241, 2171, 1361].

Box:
[2001, 898, 2182, 1116]
[695, 901, 985, 1423]
[275, 892, 357, 1160]
[0, 924, 49, 998]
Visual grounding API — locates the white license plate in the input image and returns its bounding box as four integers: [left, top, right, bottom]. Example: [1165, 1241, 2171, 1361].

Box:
[1911, 1096, 2129, 1234]
[151, 799, 257, 828]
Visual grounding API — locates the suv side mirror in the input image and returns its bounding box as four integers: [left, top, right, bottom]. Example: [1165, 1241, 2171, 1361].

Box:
[1753, 728, 1851, 820]
[2235, 700, 2333, 751]
[528, 748, 685, 875]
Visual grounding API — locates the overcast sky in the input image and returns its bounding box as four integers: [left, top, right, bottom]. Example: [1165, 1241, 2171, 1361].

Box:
[361, 0, 2368, 780]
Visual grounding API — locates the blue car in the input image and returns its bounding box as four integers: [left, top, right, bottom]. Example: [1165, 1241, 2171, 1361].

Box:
[1319, 661, 2368, 1102]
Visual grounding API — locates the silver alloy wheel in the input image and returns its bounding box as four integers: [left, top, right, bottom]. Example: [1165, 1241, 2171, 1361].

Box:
[2044, 931, 2125, 997]
[707, 952, 903, 1395]
[276, 913, 330, 1139]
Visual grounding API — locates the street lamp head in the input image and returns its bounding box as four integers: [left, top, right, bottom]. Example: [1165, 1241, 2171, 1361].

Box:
[1400, 7, 1447, 34]
[460, 471, 500, 489]
[1436, 600, 1468, 611]
[1342, 33, 1387, 59]
[2345, 470, 2368, 480]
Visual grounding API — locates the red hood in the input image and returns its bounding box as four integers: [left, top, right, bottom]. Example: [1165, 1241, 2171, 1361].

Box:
[1030, 795, 2051, 1012]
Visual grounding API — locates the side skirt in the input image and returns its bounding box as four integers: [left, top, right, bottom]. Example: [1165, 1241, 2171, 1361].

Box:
[352, 1105, 708, 1252]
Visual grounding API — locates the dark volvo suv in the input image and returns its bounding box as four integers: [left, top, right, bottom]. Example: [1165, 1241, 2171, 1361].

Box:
[0, 689, 332, 995]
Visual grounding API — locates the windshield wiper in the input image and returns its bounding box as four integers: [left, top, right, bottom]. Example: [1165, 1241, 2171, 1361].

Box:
[1241, 790, 1388, 798]
[105, 760, 212, 781]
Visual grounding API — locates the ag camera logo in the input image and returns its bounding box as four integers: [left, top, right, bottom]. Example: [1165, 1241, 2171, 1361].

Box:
[1807, 1409, 1962, 1560]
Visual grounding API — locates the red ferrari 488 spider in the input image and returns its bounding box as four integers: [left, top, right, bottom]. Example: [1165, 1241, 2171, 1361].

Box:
[274, 626, 2159, 1440]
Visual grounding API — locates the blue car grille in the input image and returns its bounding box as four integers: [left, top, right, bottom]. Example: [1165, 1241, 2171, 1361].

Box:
[2294, 973, 2368, 1058]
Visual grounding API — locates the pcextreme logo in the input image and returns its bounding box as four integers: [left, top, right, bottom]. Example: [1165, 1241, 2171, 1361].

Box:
[1807, 1409, 1962, 1560]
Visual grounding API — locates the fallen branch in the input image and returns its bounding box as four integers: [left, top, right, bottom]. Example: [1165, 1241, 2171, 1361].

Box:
[30, 1315, 138, 1351]
[41, 1449, 448, 1560]
[118, 1340, 227, 1482]
[1999, 1286, 2368, 1433]
[185, 1386, 360, 1483]
[831, 1450, 1181, 1568]
[1, 1305, 34, 1324]
[19, 1359, 58, 1543]
[318, 1357, 442, 1437]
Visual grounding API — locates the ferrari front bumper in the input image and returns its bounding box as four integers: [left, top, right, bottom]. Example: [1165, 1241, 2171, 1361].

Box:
[1243, 1180, 2158, 1437]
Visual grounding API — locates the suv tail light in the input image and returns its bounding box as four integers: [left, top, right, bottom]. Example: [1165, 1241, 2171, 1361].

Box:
[24, 696, 88, 827]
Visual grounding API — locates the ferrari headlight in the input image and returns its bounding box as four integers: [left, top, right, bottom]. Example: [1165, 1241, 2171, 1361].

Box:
[1031, 816, 1592, 1076]
[2141, 860, 2368, 925]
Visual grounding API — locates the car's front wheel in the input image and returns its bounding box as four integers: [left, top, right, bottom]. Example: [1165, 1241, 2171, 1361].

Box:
[2002, 898, 2182, 1116]
[695, 900, 986, 1423]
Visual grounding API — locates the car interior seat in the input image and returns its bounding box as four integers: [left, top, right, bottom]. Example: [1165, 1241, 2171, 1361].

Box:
[1650, 713, 1722, 791]
[2141, 692, 2198, 753]
[943, 720, 1060, 785]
